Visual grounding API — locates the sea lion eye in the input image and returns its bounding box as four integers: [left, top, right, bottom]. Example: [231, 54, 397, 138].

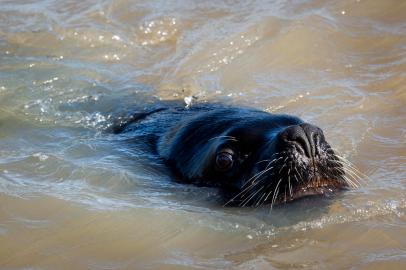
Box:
[215, 150, 234, 171]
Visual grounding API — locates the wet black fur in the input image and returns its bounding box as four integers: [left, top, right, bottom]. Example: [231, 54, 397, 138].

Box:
[113, 102, 346, 206]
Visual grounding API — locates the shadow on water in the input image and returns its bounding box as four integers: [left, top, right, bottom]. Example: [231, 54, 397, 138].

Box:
[259, 194, 343, 227]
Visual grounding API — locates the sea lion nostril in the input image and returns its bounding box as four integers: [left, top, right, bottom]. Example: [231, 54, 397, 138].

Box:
[294, 136, 311, 158]
[278, 123, 326, 158]
[279, 125, 312, 158]
[300, 123, 325, 157]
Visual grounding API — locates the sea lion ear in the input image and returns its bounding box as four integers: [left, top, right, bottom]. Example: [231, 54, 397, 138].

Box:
[158, 121, 220, 183]
[175, 141, 227, 185]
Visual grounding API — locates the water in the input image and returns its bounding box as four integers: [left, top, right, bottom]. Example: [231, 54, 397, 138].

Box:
[0, 0, 405, 269]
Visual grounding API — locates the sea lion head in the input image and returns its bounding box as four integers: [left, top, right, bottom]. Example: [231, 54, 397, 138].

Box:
[158, 107, 349, 207]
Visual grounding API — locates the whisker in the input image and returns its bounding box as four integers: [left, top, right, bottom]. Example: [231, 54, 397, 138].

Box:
[341, 168, 362, 188]
[278, 164, 286, 174]
[335, 158, 369, 182]
[271, 178, 282, 210]
[264, 189, 273, 205]
[223, 169, 270, 206]
[241, 186, 264, 207]
[329, 148, 370, 181]
[239, 155, 284, 191]
[288, 175, 293, 197]
[294, 167, 304, 183]
[342, 175, 358, 188]
[240, 166, 273, 189]
[255, 191, 267, 207]
[255, 152, 283, 165]
[294, 174, 300, 184]
[266, 156, 284, 168]
[224, 180, 259, 206]
[328, 159, 365, 186]
[208, 135, 238, 142]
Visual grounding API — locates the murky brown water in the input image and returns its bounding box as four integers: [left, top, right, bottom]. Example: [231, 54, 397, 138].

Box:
[1, 0, 405, 269]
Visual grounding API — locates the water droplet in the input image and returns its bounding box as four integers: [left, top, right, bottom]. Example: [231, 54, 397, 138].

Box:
[112, 35, 121, 41]
[33, 153, 48, 162]
[184, 96, 194, 108]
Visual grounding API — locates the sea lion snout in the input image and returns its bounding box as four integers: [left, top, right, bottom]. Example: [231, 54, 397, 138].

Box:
[277, 123, 325, 159]
[277, 123, 326, 159]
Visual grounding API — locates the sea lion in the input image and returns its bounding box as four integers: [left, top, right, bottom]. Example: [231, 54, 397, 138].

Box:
[113, 103, 352, 207]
